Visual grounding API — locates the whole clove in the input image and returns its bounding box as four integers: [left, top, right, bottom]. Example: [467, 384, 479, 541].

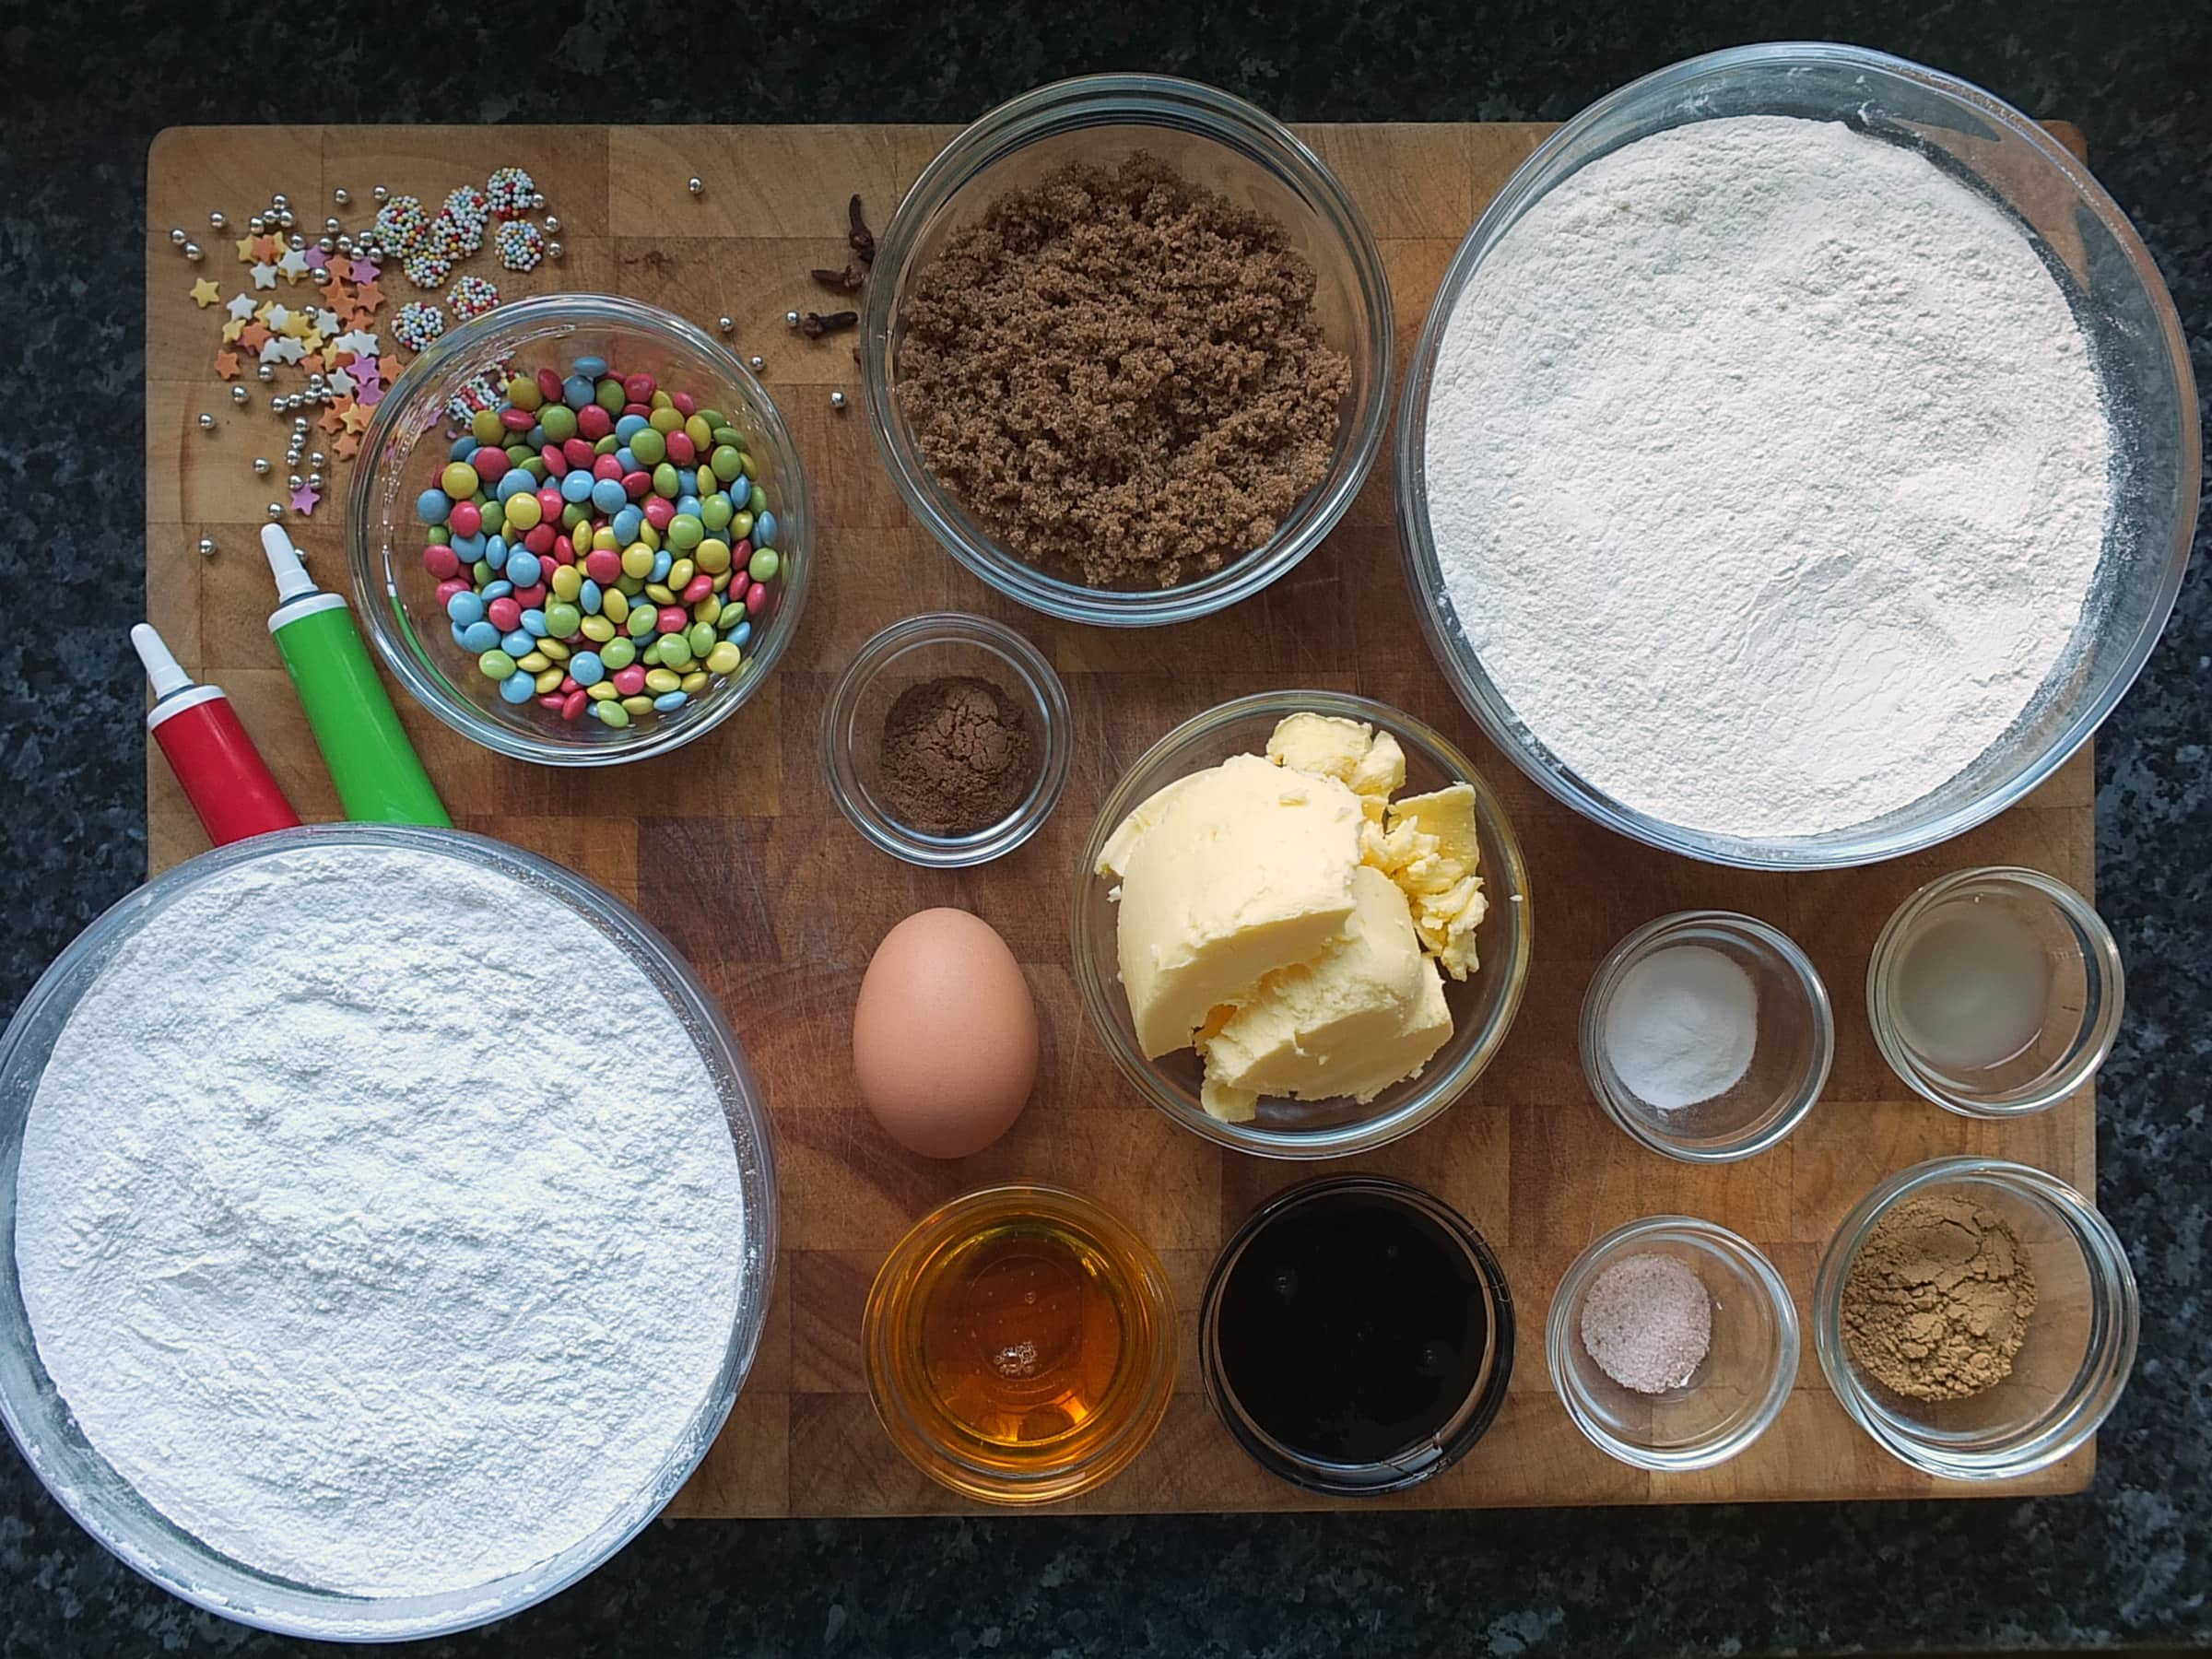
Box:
[849, 194, 877, 265]
[811, 264, 868, 292]
[800, 310, 859, 338]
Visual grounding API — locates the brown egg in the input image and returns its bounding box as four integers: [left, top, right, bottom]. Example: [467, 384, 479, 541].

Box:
[853, 908, 1038, 1159]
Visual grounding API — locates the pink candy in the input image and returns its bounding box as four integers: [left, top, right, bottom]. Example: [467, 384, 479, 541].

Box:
[613, 665, 647, 697]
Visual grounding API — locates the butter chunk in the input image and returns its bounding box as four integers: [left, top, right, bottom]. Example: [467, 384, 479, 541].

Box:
[1378, 784, 1488, 979]
[1266, 713, 1403, 820]
[1197, 866, 1453, 1112]
[1109, 753, 1363, 1058]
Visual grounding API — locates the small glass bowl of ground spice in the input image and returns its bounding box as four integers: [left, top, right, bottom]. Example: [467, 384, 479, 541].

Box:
[1815, 1157, 2137, 1481]
[823, 612, 1072, 867]
[1547, 1217, 1798, 1472]
[1580, 912, 1833, 1163]
[861, 75, 1393, 627]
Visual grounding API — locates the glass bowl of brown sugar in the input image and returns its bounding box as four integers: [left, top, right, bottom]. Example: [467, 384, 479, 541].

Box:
[859, 75, 1394, 628]
[822, 612, 1073, 867]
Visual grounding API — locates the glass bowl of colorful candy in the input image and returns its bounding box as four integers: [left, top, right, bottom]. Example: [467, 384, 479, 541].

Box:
[347, 294, 810, 765]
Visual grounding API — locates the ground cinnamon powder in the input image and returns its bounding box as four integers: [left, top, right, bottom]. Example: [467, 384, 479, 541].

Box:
[876, 676, 1035, 836]
[1841, 1194, 2038, 1402]
[896, 155, 1352, 589]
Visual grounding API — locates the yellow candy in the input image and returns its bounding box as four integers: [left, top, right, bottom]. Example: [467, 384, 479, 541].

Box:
[515, 651, 550, 673]
[534, 666, 565, 693]
[537, 638, 571, 662]
[550, 565, 583, 601]
[637, 522, 661, 551]
[620, 545, 655, 580]
[667, 558, 696, 590]
[645, 582, 676, 605]
[692, 595, 721, 626]
[580, 616, 618, 642]
[705, 642, 742, 676]
[586, 682, 618, 701]
[695, 538, 731, 574]
[685, 415, 713, 451]
[649, 406, 682, 431]
[592, 526, 619, 552]
[649, 390, 673, 410]
[621, 695, 653, 715]
[644, 668, 682, 694]
[680, 670, 709, 695]
[505, 493, 542, 532]
[601, 589, 629, 625]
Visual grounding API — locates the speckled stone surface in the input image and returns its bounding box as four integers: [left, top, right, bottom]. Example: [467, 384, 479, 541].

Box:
[2, 3, 2206, 1653]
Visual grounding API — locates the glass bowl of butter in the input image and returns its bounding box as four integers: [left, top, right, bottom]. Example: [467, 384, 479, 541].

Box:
[1072, 690, 1533, 1159]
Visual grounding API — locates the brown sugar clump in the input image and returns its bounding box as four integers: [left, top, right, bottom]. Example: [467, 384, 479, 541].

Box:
[1841, 1194, 2038, 1403]
[895, 155, 1352, 590]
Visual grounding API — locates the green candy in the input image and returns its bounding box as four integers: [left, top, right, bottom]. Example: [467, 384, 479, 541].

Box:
[594, 378, 626, 414]
[544, 602, 582, 637]
[594, 434, 621, 456]
[594, 701, 631, 728]
[708, 445, 743, 483]
[561, 503, 590, 530]
[477, 650, 516, 680]
[687, 621, 716, 657]
[539, 405, 578, 442]
[728, 511, 754, 542]
[522, 457, 549, 482]
[697, 408, 727, 430]
[628, 427, 666, 466]
[600, 637, 636, 671]
[426, 526, 451, 546]
[472, 559, 495, 584]
[667, 512, 703, 551]
[747, 547, 780, 582]
[652, 463, 679, 499]
[700, 495, 733, 531]
[626, 604, 657, 639]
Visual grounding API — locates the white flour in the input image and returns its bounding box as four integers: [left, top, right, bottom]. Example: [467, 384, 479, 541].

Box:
[14, 843, 747, 1598]
[1425, 115, 2110, 837]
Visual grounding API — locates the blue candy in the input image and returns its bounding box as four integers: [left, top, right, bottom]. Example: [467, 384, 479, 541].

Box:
[677, 468, 699, 496]
[754, 510, 777, 547]
[501, 629, 534, 656]
[615, 413, 649, 441]
[676, 494, 702, 520]
[449, 435, 478, 460]
[497, 469, 535, 500]
[499, 672, 536, 704]
[653, 691, 688, 712]
[730, 620, 753, 648]
[580, 578, 603, 613]
[560, 469, 594, 503]
[521, 608, 549, 637]
[482, 580, 514, 601]
[527, 424, 547, 449]
[562, 374, 595, 409]
[458, 619, 501, 653]
[614, 447, 636, 473]
[506, 551, 542, 589]
[610, 505, 644, 544]
[570, 651, 606, 687]
[572, 354, 608, 378]
[649, 549, 672, 582]
[416, 488, 450, 525]
[451, 532, 486, 561]
[446, 591, 486, 626]
[449, 621, 474, 649]
[590, 477, 627, 513]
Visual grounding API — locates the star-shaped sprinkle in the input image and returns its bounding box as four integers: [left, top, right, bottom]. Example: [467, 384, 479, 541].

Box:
[300, 330, 324, 355]
[349, 256, 378, 284]
[331, 431, 360, 462]
[258, 335, 287, 364]
[312, 307, 340, 335]
[335, 328, 380, 358]
[225, 291, 257, 322]
[221, 317, 246, 343]
[341, 401, 371, 435]
[289, 481, 321, 514]
[304, 247, 328, 272]
[271, 335, 306, 364]
[277, 248, 311, 284]
[235, 234, 257, 264]
[355, 377, 384, 410]
[251, 234, 281, 263]
[280, 313, 312, 339]
[351, 277, 384, 312]
[190, 276, 221, 308]
[238, 321, 270, 350]
[320, 400, 350, 435]
[249, 262, 277, 290]
[328, 365, 356, 396]
[214, 349, 241, 379]
[265, 304, 293, 331]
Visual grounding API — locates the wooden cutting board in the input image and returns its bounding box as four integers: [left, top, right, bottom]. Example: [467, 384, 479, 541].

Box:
[144, 121, 2096, 1512]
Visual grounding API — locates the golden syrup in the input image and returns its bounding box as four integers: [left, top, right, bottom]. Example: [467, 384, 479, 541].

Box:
[865, 1187, 1175, 1503]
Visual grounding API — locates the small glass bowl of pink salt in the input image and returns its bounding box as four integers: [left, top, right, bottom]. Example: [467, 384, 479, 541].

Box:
[1547, 1216, 1798, 1473]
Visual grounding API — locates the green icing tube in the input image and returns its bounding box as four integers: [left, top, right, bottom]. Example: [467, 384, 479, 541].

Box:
[261, 524, 451, 828]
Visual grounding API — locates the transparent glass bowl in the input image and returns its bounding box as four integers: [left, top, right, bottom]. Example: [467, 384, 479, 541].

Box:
[1815, 1158, 2136, 1481]
[347, 294, 813, 766]
[821, 612, 1073, 867]
[1868, 866, 2124, 1118]
[1071, 690, 1532, 1159]
[1395, 42, 2199, 869]
[863, 1185, 1177, 1505]
[0, 825, 777, 1640]
[1581, 912, 1833, 1163]
[1547, 1217, 1797, 1472]
[860, 73, 1394, 627]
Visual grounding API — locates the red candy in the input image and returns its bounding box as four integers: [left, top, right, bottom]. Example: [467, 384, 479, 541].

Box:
[539, 694, 564, 710]
[524, 524, 557, 555]
[623, 374, 655, 402]
[621, 470, 651, 500]
[424, 546, 461, 580]
[681, 573, 713, 604]
[487, 596, 522, 631]
[560, 690, 587, 722]
[665, 431, 696, 466]
[539, 443, 568, 477]
[578, 405, 612, 440]
[448, 500, 482, 538]
[613, 665, 647, 697]
[535, 368, 563, 404]
[642, 498, 674, 531]
[655, 606, 687, 634]
[672, 392, 695, 416]
[622, 402, 650, 418]
[512, 582, 547, 609]
[563, 438, 595, 469]
[434, 576, 469, 606]
[551, 535, 577, 565]
[474, 447, 510, 485]
[583, 548, 622, 584]
[560, 674, 580, 693]
[745, 582, 768, 615]
[500, 407, 535, 431]
[594, 454, 623, 481]
[536, 487, 564, 521]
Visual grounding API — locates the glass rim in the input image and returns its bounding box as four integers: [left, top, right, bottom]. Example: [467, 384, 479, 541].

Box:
[1392, 41, 2200, 870]
[1069, 688, 1534, 1159]
[1811, 1156, 2138, 1481]
[1545, 1214, 1799, 1473]
[1579, 910, 1834, 1163]
[1865, 865, 2124, 1118]
[859, 72, 1395, 628]
[345, 292, 814, 768]
[820, 611, 1074, 868]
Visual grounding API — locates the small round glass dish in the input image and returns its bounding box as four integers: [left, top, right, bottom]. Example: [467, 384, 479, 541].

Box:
[821, 612, 1073, 867]
[860, 73, 1394, 627]
[863, 1184, 1177, 1506]
[0, 824, 777, 1641]
[1547, 1216, 1797, 1473]
[348, 294, 812, 767]
[1814, 1158, 2136, 1481]
[1580, 912, 1833, 1163]
[1395, 42, 2198, 869]
[1867, 866, 2124, 1119]
[1071, 690, 1532, 1159]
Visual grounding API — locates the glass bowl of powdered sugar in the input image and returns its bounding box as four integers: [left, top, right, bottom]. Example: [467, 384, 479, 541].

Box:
[1581, 911, 1833, 1163]
[1396, 42, 2198, 869]
[0, 825, 777, 1640]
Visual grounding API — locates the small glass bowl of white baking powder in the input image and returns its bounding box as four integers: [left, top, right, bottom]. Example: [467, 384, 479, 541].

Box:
[1396, 42, 2198, 870]
[0, 825, 777, 1641]
[1580, 911, 1833, 1163]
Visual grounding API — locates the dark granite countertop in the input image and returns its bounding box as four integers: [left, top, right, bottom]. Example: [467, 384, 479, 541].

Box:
[3, 2, 2206, 1653]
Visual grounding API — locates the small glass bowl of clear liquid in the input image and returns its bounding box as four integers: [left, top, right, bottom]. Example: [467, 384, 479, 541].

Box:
[1867, 867, 2124, 1118]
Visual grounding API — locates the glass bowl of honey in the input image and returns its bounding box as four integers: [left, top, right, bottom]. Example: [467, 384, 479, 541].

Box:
[863, 1185, 1178, 1505]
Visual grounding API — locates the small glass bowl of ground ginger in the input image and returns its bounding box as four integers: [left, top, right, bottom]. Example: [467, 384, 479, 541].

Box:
[860, 75, 1394, 628]
[1814, 1158, 2137, 1482]
[823, 612, 1073, 867]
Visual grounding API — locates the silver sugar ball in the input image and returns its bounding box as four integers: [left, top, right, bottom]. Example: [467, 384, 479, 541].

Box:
[716, 315, 734, 334]
[547, 241, 563, 260]
[266, 501, 286, 521]
[169, 227, 187, 245]
[230, 384, 250, 405]
[324, 216, 340, 234]
[830, 390, 847, 411]
[278, 209, 296, 229]
[208, 210, 228, 230]
[197, 412, 217, 431]
[255, 363, 275, 382]
[271, 193, 288, 210]
[687, 176, 703, 195]
[334, 186, 351, 207]
[293, 415, 310, 430]
[249, 215, 266, 235]
[288, 474, 304, 491]
[543, 214, 561, 234]
[197, 535, 218, 558]
[308, 472, 324, 489]
[335, 233, 354, 253]
[183, 242, 203, 261]
[528, 191, 546, 209]
[372, 183, 389, 205]
[317, 236, 335, 254]
[785, 310, 800, 329]
[253, 457, 272, 475]
[288, 232, 305, 251]
[748, 354, 765, 371]
[309, 450, 326, 467]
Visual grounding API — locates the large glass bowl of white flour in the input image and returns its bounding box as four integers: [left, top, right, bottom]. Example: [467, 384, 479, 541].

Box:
[0, 826, 777, 1640]
[1396, 42, 2198, 868]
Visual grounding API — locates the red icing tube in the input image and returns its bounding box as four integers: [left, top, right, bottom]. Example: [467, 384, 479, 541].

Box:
[132, 623, 301, 845]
